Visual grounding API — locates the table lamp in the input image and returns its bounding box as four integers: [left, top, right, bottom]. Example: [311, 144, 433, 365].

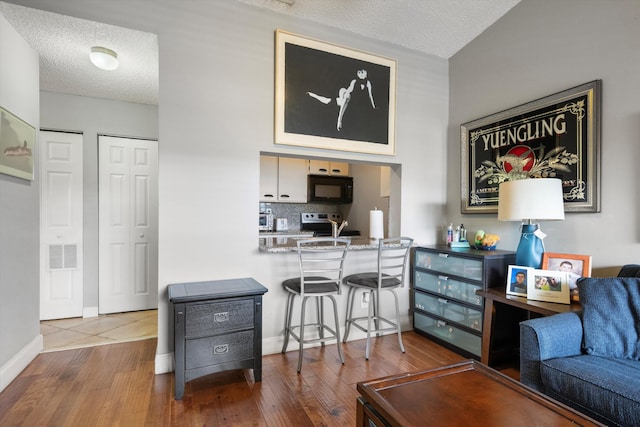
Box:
[498, 178, 565, 268]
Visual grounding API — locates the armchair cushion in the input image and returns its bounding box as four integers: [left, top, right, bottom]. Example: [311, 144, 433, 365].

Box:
[578, 277, 640, 360]
[541, 355, 640, 427]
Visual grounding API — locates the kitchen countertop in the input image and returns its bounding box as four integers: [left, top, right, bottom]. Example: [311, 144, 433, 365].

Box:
[259, 236, 383, 253]
[258, 230, 314, 237]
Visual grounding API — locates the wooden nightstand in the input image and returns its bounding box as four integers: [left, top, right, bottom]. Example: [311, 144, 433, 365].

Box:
[168, 277, 268, 399]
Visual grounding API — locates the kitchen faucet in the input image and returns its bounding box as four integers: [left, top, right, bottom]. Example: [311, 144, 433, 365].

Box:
[328, 219, 348, 238]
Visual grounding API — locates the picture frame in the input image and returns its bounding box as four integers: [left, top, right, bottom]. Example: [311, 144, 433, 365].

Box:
[542, 252, 592, 302]
[0, 106, 35, 181]
[506, 265, 530, 297]
[275, 30, 396, 156]
[461, 80, 601, 214]
[527, 269, 571, 305]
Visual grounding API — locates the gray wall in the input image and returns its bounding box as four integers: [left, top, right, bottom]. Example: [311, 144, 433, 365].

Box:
[0, 12, 39, 373]
[448, 0, 640, 273]
[5, 0, 639, 376]
[5, 0, 449, 370]
[39, 91, 159, 311]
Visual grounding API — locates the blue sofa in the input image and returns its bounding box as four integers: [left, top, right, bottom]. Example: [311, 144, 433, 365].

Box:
[520, 273, 640, 427]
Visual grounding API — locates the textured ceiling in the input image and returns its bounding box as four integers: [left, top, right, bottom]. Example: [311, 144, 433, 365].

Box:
[0, 2, 159, 105]
[238, 0, 522, 58]
[0, 0, 520, 106]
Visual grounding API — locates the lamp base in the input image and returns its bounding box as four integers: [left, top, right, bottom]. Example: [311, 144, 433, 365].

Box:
[515, 224, 544, 268]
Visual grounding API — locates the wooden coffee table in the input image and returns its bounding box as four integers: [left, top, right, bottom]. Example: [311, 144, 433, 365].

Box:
[356, 360, 604, 426]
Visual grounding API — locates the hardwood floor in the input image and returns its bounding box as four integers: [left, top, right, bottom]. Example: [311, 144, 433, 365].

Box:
[0, 332, 467, 426]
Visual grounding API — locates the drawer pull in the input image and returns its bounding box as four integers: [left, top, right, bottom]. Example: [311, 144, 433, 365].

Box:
[436, 320, 447, 327]
[213, 344, 229, 354]
[438, 275, 449, 281]
[438, 298, 448, 304]
[214, 312, 229, 322]
[438, 253, 449, 258]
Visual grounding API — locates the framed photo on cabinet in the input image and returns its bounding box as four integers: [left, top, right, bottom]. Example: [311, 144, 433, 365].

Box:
[275, 30, 396, 155]
[527, 269, 571, 305]
[506, 265, 530, 297]
[542, 252, 592, 302]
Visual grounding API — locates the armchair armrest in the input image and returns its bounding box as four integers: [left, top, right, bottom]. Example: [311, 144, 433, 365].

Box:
[519, 312, 583, 392]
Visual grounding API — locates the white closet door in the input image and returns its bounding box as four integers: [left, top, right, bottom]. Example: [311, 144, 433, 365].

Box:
[99, 135, 158, 314]
[40, 131, 83, 320]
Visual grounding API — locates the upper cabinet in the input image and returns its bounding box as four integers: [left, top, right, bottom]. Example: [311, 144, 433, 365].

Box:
[259, 156, 278, 202]
[308, 160, 350, 176]
[259, 156, 308, 203]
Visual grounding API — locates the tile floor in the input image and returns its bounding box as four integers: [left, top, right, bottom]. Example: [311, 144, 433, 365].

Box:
[40, 309, 158, 352]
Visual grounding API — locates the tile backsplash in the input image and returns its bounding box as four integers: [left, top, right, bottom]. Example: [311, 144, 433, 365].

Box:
[260, 203, 343, 230]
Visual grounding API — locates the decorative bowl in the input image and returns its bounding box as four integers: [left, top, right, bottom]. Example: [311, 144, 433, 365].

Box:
[473, 244, 496, 251]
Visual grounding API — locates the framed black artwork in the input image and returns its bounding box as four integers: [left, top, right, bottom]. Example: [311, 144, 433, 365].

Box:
[275, 30, 396, 155]
[461, 80, 602, 213]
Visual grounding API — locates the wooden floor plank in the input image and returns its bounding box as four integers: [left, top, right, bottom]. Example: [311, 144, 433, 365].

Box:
[0, 332, 468, 426]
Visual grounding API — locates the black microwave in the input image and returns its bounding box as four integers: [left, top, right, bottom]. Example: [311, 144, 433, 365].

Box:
[307, 175, 353, 204]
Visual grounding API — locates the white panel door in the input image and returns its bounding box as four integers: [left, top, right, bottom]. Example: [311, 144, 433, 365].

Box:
[40, 131, 83, 320]
[99, 135, 158, 314]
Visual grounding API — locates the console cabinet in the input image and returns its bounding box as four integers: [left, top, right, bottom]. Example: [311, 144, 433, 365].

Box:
[168, 278, 268, 399]
[413, 245, 514, 359]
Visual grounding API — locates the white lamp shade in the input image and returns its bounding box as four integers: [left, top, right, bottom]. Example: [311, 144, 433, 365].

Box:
[90, 46, 119, 71]
[498, 178, 565, 221]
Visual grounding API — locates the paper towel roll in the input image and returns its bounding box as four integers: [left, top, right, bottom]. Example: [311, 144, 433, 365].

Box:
[370, 209, 384, 240]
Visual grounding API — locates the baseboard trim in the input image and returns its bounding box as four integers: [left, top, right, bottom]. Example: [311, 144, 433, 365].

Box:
[83, 306, 99, 318]
[155, 351, 174, 374]
[0, 334, 43, 393]
[154, 314, 412, 374]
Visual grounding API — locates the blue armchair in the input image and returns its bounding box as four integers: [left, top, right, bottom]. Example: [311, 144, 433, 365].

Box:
[520, 274, 640, 427]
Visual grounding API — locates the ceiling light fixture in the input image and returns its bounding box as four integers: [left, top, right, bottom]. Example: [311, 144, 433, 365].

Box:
[90, 46, 119, 71]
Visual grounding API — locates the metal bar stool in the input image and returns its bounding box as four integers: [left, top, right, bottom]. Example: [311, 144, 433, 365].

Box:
[282, 238, 350, 372]
[342, 237, 413, 359]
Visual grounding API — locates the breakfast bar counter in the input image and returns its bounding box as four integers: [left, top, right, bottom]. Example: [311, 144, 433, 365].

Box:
[259, 236, 382, 253]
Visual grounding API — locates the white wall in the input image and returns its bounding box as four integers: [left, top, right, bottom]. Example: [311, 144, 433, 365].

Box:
[347, 163, 390, 238]
[448, 0, 640, 275]
[0, 11, 40, 391]
[155, 1, 448, 367]
[6, 0, 448, 372]
[39, 91, 159, 311]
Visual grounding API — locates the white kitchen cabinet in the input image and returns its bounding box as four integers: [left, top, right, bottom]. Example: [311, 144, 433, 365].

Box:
[308, 160, 350, 176]
[260, 156, 308, 203]
[259, 155, 278, 202]
[277, 157, 308, 202]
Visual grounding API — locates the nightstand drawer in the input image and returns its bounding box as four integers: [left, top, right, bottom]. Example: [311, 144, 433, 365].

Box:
[415, 250, 483, 281]
[415, 292, 483, 331]
[415, 271, 483, 306]
[414, 312, 481, 357]
[185, 330, 254, 370]
[185, 299, 254, 337]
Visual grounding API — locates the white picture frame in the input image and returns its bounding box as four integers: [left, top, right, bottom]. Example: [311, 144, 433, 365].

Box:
[527, 269, 570, 304]
[506, 265, 530, 297]
[275, 30, 397, 155]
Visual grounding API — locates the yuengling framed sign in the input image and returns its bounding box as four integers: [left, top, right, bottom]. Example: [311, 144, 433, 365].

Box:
[461, 80, 601, 213]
